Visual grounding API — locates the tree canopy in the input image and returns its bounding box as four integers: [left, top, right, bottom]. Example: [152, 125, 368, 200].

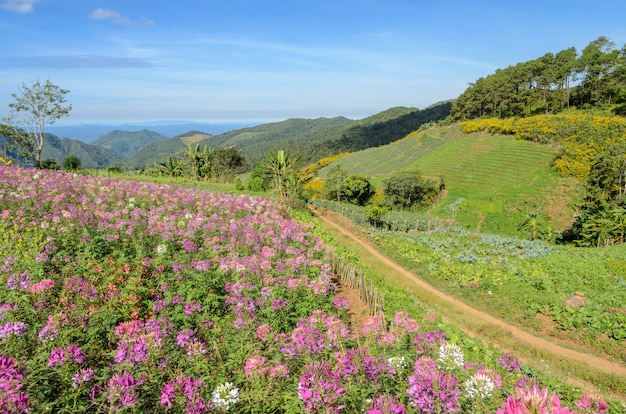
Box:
[3, 78, 72, 168]
[449, 37, 626, 121]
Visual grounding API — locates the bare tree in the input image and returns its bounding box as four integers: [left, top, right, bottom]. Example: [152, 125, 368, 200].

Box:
[4, 78, 72, 168]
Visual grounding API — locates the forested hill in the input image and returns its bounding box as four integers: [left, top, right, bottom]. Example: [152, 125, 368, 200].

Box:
[300, 101, 452, 162]
[449, 36, 626, 121]
[92, 129, 170, 159]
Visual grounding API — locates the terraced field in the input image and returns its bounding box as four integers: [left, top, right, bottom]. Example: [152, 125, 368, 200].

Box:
[319, 125, 582, 236]
[318, 131, 444, 178]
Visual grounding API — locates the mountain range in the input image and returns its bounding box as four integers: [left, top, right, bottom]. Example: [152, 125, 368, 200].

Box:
[1, 102, 451, 170]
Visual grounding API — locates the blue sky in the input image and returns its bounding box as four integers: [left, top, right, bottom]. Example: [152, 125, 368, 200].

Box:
[1, 0, 625, 124]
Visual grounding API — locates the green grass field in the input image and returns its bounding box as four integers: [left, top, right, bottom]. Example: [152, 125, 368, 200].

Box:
[320, 125, 582, 237]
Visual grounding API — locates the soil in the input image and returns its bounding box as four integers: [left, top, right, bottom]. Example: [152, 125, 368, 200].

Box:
[310, 206, 626, 390]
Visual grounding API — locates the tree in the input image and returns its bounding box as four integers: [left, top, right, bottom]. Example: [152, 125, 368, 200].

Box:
[382, 170, 439, 210]
[3, 79, 72, 168]
[343, 174, 375, 206]
[324, 165, 349, 202]
[62, 154, 81, 171]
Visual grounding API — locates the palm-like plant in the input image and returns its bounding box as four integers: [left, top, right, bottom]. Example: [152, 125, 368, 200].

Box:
[155, 155, 184, 177]
[261, 150, 300, 200]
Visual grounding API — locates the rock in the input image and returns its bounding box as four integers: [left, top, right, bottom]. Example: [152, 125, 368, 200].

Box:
[563, 294, 587, 308]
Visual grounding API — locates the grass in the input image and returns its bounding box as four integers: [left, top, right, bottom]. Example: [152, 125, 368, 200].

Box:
[318, 131, 444, 179]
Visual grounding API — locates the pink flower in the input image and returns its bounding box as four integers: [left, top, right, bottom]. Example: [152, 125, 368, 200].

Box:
[497, 384, 578, 414]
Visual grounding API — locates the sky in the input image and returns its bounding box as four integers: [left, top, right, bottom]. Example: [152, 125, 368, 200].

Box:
[1, 0, 625, 124]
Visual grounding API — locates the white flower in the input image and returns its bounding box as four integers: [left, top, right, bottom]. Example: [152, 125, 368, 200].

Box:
[156, 244, 167, 254]
[464, 372, 495, 399]
[211, 382, 240, 411]
[437, 342, 464, 370]
[387, 355, 407, 370]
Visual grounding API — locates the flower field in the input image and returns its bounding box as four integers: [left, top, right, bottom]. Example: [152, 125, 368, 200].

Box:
[0, 166, 614, 413]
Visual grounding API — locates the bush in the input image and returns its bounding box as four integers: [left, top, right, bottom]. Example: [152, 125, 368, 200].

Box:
[62, 154, 81, 171]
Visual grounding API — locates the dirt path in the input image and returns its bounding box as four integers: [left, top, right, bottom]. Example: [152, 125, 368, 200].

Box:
[310, 207, 626, 379]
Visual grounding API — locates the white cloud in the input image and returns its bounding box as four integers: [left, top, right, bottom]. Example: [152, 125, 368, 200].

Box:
[88, 7, 154, 26]
[1, 0, 36, 13]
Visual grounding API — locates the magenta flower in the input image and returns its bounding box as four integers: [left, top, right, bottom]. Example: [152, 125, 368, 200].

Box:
[406, 357, 460, 413]
[298, 360, 345, 413]
[0, 322, 27, 340]
[161, 375, 207, 413]
[576, 392, 609, 413]
[0, 355, 29, 413]
[367, 395, 406, 414]
[105, 372, 143, 412]
[48, 344, 84, 367]
[497, 384, 577, 414]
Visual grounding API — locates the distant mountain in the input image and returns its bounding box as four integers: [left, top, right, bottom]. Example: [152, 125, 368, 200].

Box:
[92, 129, 171, 159]
[121, 136, 188, 171]
[41, 134, 122, 168]
[46, 121, 260, 143]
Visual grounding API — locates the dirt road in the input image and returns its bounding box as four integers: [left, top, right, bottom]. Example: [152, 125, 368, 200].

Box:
[310, 207, 626, 380]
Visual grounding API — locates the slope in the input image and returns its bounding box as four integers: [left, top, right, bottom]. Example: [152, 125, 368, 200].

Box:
[319, 124, 581, 236]
[92, 129, 171, 159]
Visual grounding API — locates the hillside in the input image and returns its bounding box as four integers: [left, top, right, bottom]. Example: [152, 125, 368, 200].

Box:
[92, 129, 170, 158]
[319, 124, 581, 237]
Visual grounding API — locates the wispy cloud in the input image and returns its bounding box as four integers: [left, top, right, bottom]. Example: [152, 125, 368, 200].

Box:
[1, 0, 36, 13]
[0, 55, 153, 68]
[88, 8, 154, 27]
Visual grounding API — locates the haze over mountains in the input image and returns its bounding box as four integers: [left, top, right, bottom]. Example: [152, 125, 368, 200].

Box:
[46, 121, 261, 144]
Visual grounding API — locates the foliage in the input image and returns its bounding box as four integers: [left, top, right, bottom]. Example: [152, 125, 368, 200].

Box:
[40, 159, 60, 170]
[449, 36, 625, 120]
[62, 154, 82, 171]
[322, 166, 375, 206]
[181, 143, 245, 182]
[3, 78, 72, 168]
[382, 170, 440, 210]
[260, 149, 302, 201]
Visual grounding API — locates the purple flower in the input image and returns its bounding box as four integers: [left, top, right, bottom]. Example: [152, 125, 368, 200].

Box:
[367, 396, 406, 414]
[105, 372, 143, 412]
[176, 328, 196, 347]
[48, 344, 84, 367]
[72, 368, 94, 388]
[184, 301, 202, 315]
[498, 353, 521, 372]
[0, 322, 27, 340]
[406, 357, 460, 413]
[160, 376, 207, 412]
[182, 239, 198, 253]
[0, 355, 29, 413]
[298, 361, 345, 413]
[271, 298, 287, 311]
